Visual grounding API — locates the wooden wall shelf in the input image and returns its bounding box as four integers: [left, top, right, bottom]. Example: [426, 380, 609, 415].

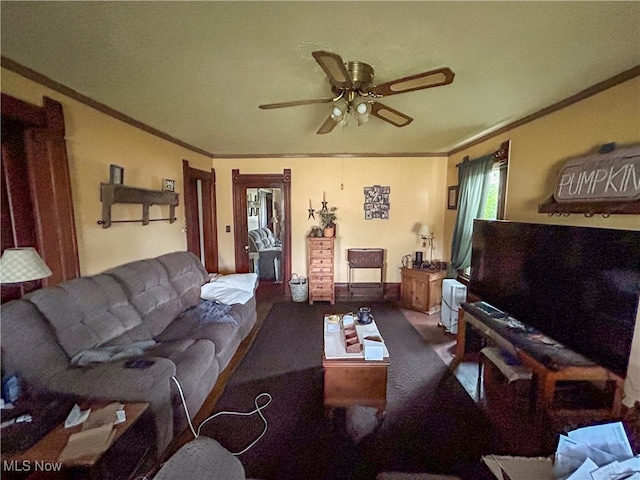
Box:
[99, 183, 179, 228]
[538, 196, 640, 217]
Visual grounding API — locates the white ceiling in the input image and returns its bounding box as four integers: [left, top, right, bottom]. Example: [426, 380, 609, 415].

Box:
[1, 2, 639, 157]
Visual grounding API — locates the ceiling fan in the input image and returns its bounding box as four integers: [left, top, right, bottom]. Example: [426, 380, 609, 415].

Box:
[259, 51, 455, 134]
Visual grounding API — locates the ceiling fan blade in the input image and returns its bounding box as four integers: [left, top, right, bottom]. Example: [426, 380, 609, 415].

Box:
[371, 67, 454, 97]
[370, 102, 413, 127]
[312, 51, 353, 90]
[316, 116, 339, 135]
[259, 98, 334, 109]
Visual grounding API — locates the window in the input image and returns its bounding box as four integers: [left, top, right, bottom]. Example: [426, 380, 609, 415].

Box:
[482, 160, 507, 220]
[461, 153, 508, 278]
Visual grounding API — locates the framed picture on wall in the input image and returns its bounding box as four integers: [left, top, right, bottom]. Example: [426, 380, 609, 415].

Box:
[110, 164, 124, 185]
[448, 185, 459, 210]
[363, 185, 391, 220]
[163, 179, 176, 192]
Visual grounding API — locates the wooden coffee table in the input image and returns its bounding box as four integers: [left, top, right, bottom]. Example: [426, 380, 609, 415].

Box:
[322, 314, 390, 412]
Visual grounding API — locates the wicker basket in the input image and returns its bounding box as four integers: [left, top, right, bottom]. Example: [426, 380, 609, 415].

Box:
[289, 273, 308, 302]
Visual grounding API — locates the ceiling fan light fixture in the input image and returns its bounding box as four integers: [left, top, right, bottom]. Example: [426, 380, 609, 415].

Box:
[330, 97, 348, 121]
[355, 101, 369, 115]
[352, 97, 371, 125]
[261, 51, 453, 134]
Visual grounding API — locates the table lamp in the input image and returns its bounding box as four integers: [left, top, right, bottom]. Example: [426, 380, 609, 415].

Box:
[0, 247, 52, 284]
[418, 225, 436, 266]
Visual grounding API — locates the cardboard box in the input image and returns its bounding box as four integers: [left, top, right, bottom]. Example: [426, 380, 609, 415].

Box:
[483, 455, 554, 480]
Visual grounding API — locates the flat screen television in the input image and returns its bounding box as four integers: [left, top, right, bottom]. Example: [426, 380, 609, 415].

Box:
[470, 220, 640, 377]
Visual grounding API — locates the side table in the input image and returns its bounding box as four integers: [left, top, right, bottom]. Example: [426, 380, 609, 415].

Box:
[2, 401, 151, 480]
[400, 267, 446, 314]
[347, 248, 385, 300]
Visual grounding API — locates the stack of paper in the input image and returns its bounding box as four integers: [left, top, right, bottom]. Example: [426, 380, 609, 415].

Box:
[59, 402, 126, 462]
[483, 422, 639, 480]
[553, 422, 639, 480]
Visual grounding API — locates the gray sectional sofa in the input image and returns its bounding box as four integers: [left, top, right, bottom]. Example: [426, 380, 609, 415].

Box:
[0, 251, 257, 456]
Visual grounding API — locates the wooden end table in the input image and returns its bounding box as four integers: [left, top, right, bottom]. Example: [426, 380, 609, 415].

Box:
[3, 401, 150, 479]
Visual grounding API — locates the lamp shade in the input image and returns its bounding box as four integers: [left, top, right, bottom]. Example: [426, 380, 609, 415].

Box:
[419, 225, 432, 238]
[0, 247, 52, 283]
[331, 98, 348, 120]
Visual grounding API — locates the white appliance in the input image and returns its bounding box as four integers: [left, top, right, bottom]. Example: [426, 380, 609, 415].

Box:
[441, 279, 467, 334]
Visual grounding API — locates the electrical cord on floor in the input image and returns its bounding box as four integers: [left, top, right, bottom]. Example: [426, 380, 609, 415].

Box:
[170, 375, 272, 456]
[440, 297, 459, 329]
[441, 297, 458, 313]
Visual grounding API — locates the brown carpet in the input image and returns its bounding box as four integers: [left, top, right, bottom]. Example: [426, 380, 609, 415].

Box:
[200, 302, 501, 480]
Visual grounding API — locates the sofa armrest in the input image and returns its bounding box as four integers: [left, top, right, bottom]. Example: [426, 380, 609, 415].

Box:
[46, 357, 177, 455]
[47, 356, 176, 402]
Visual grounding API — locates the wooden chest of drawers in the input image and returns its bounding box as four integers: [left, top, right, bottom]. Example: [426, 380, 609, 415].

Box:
[308, 237, 335, 304]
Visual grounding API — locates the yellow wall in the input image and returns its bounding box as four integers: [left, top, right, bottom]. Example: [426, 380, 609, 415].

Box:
[212, 156, 447, 283]
[444, 77, 640, 243]
[1, 68, 212, 275]
[1, 67, 448, 282]
[3, 65, 639, 405]
[443, 76, 640, 407]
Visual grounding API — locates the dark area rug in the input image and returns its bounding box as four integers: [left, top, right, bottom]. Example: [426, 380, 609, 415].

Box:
[200, 302, 502, 480]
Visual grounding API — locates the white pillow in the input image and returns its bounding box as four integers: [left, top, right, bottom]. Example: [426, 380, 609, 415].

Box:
[209, 273, 258, 293]
[201, 282, 254, 305]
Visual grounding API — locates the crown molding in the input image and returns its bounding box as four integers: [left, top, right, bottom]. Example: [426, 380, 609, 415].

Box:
[448, 65, 640, 156]
[1, 56, 214, 158]
[4, 56, 638, 160]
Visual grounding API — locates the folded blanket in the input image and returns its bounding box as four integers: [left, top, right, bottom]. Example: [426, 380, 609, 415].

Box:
[71, 340, 157, 367]
[195, 299, 236, 326]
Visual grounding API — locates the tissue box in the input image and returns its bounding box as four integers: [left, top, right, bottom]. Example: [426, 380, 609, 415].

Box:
[364, 338, 384, 361]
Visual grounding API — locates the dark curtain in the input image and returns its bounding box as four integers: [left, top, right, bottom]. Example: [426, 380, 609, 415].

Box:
[448, 154, 494, 277]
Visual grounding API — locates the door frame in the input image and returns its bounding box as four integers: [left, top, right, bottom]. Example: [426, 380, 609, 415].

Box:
[232, 169, 291, 297]
[1, 93, 79, 290]
[182, 160, 218, 272]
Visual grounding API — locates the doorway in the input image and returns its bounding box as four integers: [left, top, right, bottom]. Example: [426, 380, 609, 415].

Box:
[246, 187, 282, 281]
[1, 94, 79, 303]
[182, 160, 218, 272]
[232, 169, 291, 298]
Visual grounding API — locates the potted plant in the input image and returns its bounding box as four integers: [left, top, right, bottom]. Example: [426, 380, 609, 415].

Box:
[319, 206, 337, 237]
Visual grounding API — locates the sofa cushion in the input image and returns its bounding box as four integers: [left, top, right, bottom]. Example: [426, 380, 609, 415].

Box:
[26, 274, 147, 358]
[190, 322, 242, 372]
[107, 258, 182, 337]
[0, 300, 71, 383]
[149, 338, 219, 427]
[155, 310, 240, 368]
[157, 251, 209, 312]
[229, 297, 258, 339]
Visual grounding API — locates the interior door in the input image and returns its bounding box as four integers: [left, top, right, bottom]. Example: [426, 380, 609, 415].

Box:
[182, 160, 218, 272]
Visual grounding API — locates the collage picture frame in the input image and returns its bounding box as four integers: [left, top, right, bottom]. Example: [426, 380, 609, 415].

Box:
[363, 185, 390, 220]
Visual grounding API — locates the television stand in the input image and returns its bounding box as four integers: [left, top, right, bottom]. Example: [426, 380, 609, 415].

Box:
[452, 301, 625, 452]
[474, 301, 506, 318]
